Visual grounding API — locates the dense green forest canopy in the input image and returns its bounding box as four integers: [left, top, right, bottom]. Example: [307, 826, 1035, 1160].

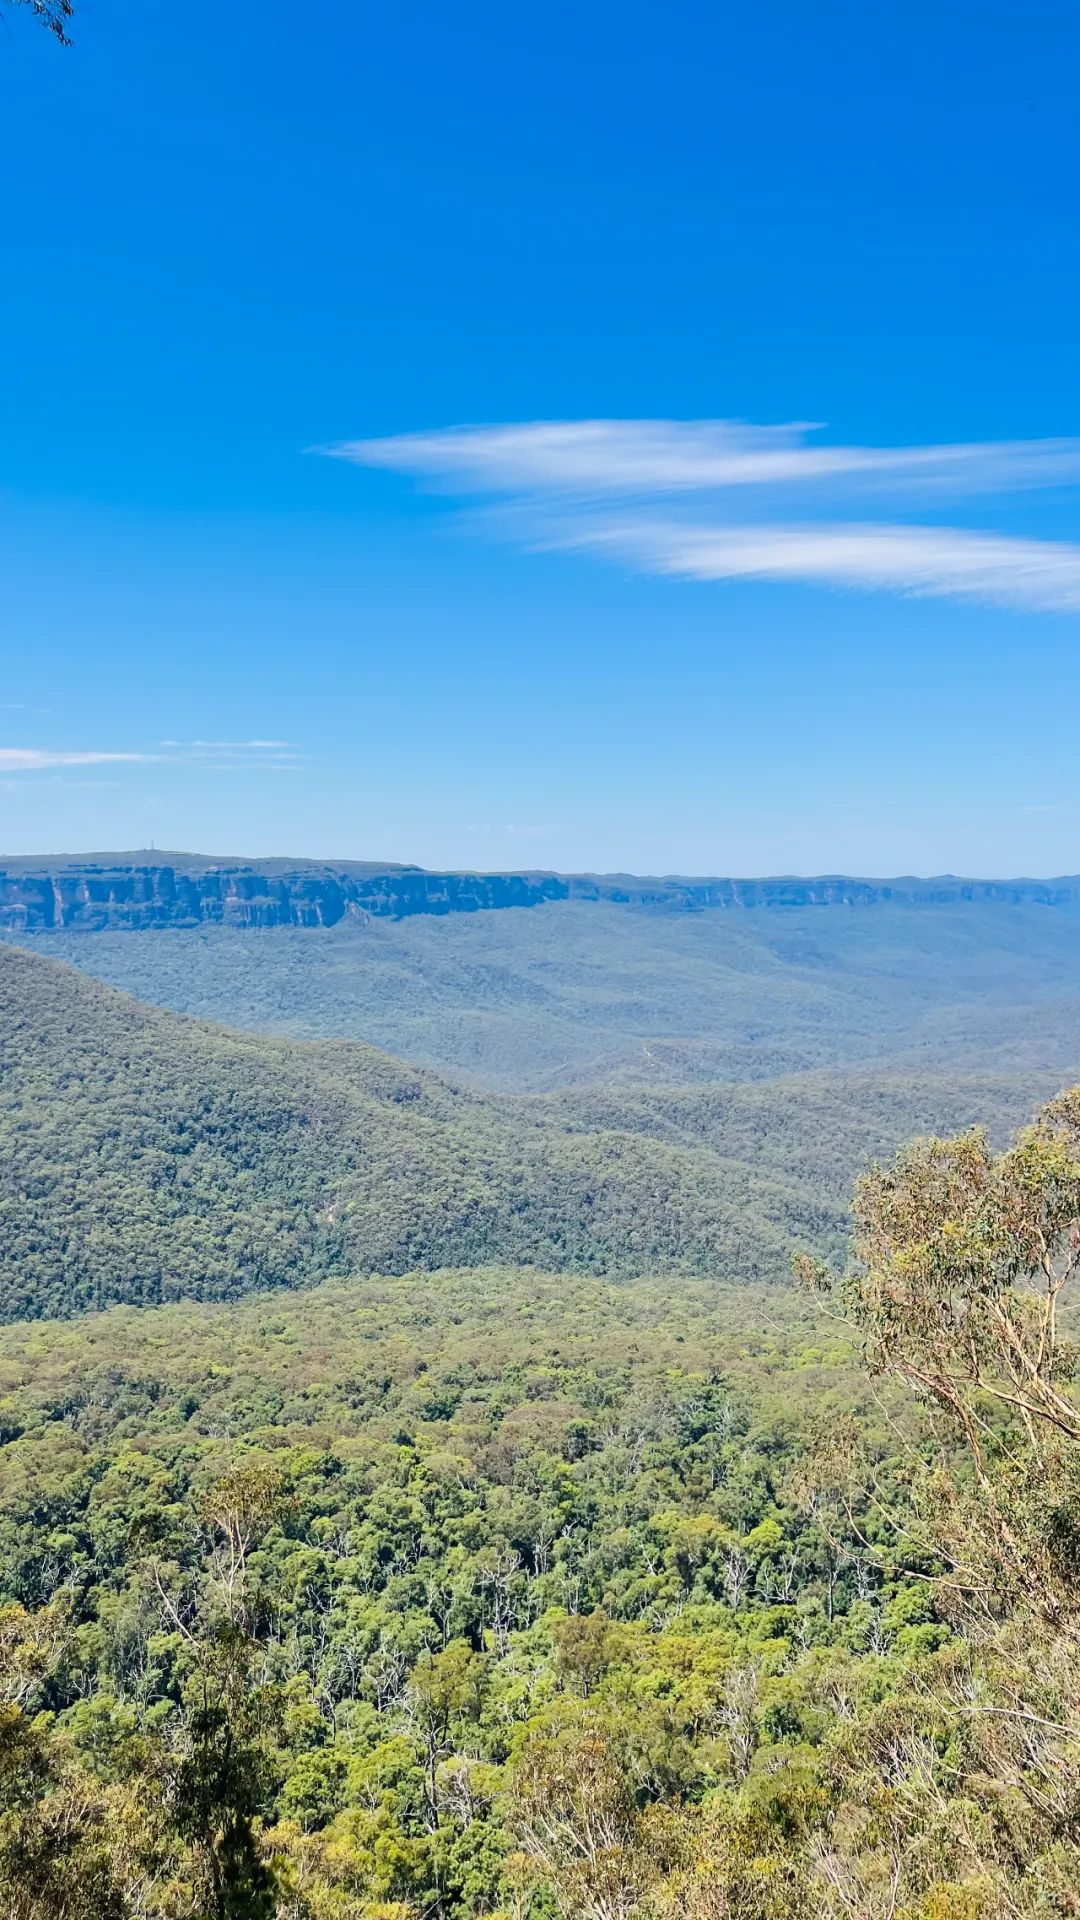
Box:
[0, 1269, 940, 1918]
[0, 941, 1063, 1321]
[4, 1078, 1080, 1920]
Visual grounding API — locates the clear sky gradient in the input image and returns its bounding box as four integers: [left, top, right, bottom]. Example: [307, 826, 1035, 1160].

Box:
[2, 0, 1079, 875]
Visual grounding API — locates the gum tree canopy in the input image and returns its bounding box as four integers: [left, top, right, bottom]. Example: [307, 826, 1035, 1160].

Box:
[7, 0, 74, 41]
[796, 1085, 1080, 1891]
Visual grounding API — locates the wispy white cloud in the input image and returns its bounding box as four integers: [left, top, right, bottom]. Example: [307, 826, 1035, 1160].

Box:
[159, 739, 297, 751]
[328, 419, 1080, 501]
[563, 518, 1080, 611]
[158, 739, 303, 768]
[0, 749, 157, 773]
[1, 741, 304, 775]
[467, 822, 561, 838]
[328, 418, 1080, 613]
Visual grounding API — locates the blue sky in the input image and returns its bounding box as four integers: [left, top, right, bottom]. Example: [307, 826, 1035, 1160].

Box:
[2, 0, 1079, 875]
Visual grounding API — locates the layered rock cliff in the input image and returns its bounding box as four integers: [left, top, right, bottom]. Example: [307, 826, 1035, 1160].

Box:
[1, 854, 1078, 931]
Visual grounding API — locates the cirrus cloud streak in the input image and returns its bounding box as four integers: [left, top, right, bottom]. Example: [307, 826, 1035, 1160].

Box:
[0, 742, 305, 776]
[328, 418, 1080, 502]
[329, 418, 1080, 613]
[562, 518, 1080, 611]
[0, 749, 156, 773]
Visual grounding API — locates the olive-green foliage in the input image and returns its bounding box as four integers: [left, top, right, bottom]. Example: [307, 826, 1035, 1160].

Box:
[790, 1090, 1080, 1918]
[5, 1077, 1080, 1917]
[0, 944, 1063, 1323]
[0, 1271, 930, 1918]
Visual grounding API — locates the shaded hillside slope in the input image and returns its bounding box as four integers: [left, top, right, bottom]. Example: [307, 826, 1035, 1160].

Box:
[1, 946, 1072, 1322]
[544, 1067, 1063, 1200]
[0, 945, 829, 1319]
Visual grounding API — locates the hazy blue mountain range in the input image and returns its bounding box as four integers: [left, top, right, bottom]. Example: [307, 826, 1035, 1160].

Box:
[9, 882, 1080, 1092]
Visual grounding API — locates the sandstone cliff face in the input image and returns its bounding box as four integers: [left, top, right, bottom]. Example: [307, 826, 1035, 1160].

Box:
[1, 856, 1078, 931]
[0, 861, 563, 930]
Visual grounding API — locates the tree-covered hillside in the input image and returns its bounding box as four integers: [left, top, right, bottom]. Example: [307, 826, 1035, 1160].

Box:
[2, 944, 782, 1318]
[544, 1065, 1063, 1199]
[0, 944, 1066, 1322]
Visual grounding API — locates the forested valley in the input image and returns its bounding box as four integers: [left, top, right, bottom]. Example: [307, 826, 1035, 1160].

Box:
[3, 899, 1080, 1916]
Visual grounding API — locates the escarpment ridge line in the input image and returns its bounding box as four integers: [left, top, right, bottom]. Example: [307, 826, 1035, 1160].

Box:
[2, 854, 1079, 930]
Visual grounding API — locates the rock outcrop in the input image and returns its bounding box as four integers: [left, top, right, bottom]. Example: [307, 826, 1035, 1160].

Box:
[1, 854, 1078, 931]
